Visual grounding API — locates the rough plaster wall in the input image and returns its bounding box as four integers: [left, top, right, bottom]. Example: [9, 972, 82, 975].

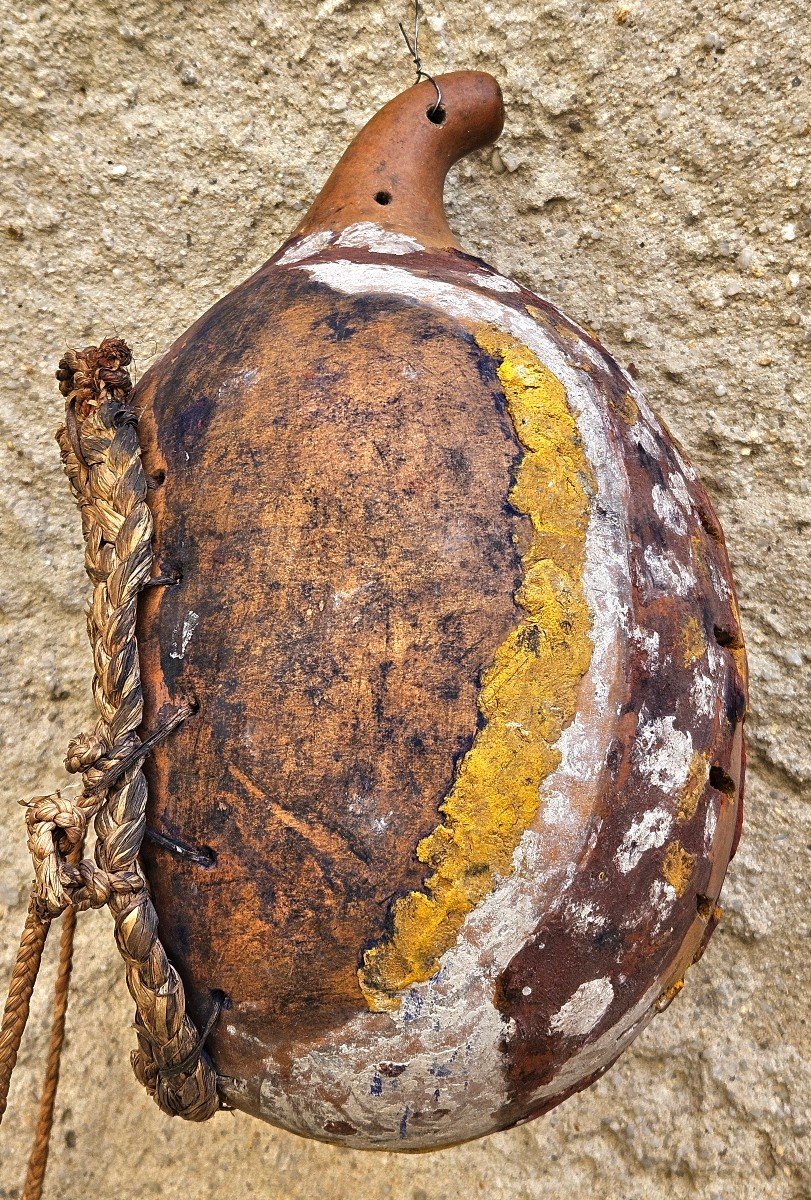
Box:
[0, 0, 809, 1196]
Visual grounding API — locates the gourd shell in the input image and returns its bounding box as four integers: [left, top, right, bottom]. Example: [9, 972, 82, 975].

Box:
[134, 73, 746, 1150]
[135, 228, 744, 1149]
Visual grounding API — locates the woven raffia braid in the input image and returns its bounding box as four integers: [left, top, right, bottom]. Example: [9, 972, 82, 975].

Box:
[28, 338, 218, 1120]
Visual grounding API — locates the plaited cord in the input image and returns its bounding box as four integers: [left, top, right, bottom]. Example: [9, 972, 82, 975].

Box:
[0, 338, 220, 1186]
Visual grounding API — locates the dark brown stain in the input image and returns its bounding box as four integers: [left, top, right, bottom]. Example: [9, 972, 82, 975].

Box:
[135, 265, 525, 1094]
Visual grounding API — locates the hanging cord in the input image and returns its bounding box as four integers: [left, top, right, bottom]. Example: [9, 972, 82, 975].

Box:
[20, 842, 82, 1200]
[0, 901, 52, 1120]
[0, 337, 220, 1190]
[399, 0, 443, 116]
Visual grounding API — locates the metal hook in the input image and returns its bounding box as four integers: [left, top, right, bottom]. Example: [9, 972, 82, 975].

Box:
[399, 1, 443, 117]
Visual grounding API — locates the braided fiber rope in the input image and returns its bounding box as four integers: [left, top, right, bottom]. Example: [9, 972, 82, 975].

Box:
[0, 339, 219, 1170]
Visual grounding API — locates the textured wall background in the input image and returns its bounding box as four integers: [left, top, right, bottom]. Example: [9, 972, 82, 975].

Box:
[1, 0, 809, 1196]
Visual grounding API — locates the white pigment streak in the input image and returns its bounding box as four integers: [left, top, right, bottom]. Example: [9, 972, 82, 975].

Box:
[335, 222, 424, 255]
[670, 443, 699, 482]
[541, 790, 576, 828]
[633, 712, 694, 792]
[551, 712, 605, 783]
[704, 797, 718, 851]
[169, 611, 199, 660]
[649, 878, 677, 927]
[629, 384, 668, 441]
[615, 807, 673, 873]
[691, 667, 716, 719]
[668, 471, 693, 514]
[706, 551, 732, 600]
[468, 270, 522, 293]
[630, 419, 663, 461]
[276, 230, 334, 264]
[549, 977, 615, 1038]
[566, 900, 607, 935]
[652, 483, 688, 534]
[632, 626, 660, 673]
[643, 545, 697, 596]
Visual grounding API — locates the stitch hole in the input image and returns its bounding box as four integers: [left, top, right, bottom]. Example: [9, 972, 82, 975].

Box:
[709, 764, 736, 796]
[713, 624, 743, 649]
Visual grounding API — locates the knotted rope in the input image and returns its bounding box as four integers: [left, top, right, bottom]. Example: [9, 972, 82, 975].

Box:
[0, 338, 219, 1194]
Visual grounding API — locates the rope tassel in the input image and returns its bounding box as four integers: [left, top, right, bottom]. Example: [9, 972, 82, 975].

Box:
[0, 338, 219, 1193]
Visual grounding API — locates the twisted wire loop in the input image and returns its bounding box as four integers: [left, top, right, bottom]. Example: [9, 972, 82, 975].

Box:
[0, 337, 219, 1156]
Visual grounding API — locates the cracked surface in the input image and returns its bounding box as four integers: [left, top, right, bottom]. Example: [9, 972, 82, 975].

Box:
[0, 0, 808, 1196]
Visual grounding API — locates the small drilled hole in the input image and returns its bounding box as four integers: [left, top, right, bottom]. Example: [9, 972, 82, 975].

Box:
[709, 765, 736, 796]
[148, 469, 167, 489]
[427, 104, 446, 125]
[185, 695, 200, 714]
[713, 624, 742, 649]
[374, 190, 392, 205]
[696, 894, 714, 921]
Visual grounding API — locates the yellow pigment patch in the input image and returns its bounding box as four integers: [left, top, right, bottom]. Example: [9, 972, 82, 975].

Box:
[358, 328, 595, 1011]
[662, 841, 697, 898]
[677, 751, 709, 823]
[681, 615, 706, 666]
